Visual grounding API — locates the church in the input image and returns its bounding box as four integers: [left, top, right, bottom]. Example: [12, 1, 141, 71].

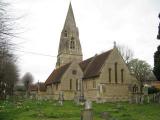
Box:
[44, 3, 139, 101]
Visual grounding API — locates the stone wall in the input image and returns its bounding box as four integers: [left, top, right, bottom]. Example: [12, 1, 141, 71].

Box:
[83, 48, 139, 102]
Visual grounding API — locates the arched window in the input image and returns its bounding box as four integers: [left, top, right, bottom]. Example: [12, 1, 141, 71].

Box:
[64, 30, 67, 37]
[70, 79, 72, 90]
[93, 80, 96, 88]
[70, 37, 75, 49]
[76, 79, 78, 91]
[115, 62, 118, 84]
[132, 85, 138, 93]
[108, 68, 111, 83]
[56, 84, 58, 90]
[121, 69, 124, 83]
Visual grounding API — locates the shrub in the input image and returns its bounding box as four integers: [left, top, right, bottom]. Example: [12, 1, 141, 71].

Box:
[148, 86, 160, 94]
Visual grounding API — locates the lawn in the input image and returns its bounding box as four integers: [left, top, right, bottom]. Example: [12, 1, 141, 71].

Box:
[0, 99, 160, 120]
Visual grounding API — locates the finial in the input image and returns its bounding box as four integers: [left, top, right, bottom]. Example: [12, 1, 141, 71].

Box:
[114, 41, 116, 48]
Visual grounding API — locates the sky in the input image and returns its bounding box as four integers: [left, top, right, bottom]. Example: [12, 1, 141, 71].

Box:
[7, 0, 160, 83]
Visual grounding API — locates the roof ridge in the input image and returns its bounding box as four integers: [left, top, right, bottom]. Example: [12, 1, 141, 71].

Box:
[45, 62, 71, 85]
[98, 49, 113, 73]
[82, 49, 113, 79]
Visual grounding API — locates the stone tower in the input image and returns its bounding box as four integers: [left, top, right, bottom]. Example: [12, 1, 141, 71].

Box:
[56, 3, 83, 68]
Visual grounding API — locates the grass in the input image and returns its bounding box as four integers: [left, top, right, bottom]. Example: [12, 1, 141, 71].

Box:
[0, 99, 160, 120]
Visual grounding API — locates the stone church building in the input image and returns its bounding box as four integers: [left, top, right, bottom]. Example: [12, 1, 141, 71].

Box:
[45, 3, 139, 101]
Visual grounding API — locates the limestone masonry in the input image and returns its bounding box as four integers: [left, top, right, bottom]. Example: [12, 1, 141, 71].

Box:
[33, 3, 139, 101]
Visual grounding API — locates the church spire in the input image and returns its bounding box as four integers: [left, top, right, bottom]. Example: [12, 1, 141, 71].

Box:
[64, 2, 76, 29]
[56, 2, 83, 68]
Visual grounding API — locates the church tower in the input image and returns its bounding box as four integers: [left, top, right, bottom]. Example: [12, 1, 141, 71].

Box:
[56, 3, 83, 68]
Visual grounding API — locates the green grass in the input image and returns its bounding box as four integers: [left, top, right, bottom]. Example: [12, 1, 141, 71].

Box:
[0, 99, 160, 120]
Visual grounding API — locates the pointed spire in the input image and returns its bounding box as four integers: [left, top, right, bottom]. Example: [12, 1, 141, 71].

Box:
[64, 2, 76, 29]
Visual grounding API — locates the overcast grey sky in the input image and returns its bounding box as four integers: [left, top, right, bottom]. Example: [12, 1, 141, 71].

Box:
[8, 0, 160, 82]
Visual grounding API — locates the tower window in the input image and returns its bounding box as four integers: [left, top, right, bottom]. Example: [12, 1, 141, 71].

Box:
[72, 70, 77, 75]
[64, 30, 67, 37]
[70, 37, 75, 49]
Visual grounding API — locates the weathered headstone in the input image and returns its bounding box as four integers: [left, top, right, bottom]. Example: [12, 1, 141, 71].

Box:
[143, 87, 148, 96]
[58, 91, 64, 106]
[147, 95, 150, 103]
[129, 95, 134, 104]
[81, 100, 93, 120]
[153, 93, 156, 102]
[140, 95, 144, 104]
[135, 94, 139, 104]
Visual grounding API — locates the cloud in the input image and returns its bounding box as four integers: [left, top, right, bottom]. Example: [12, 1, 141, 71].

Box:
[9, 0, 160, 82]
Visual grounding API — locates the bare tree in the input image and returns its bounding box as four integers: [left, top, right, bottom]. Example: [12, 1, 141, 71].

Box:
[22, 72, 34, 97]
[0, 0, 19, 99]
[128, 59, 152, 93]
[117, 45, 134, 64]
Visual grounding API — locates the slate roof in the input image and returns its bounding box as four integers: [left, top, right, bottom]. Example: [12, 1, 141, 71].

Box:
[79, 49, 113, 79]
[29, 82, 46, 92]
[45, 63, 71, 85]
[45, 49, 112, 85]
[38, 82, 46, 92]
[29, 85, 37, 91]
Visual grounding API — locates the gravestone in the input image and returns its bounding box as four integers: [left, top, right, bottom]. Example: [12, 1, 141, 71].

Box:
[153, 94, 156, 102]
[58, 91, 64, 106]
[129, 95, 133, 104]
[143, 87, 148, 96]
[135, 94, 139, 104]
[81, 100, 93, 120]
[147, 95, 150, 103]
[140, 95, 144, 104]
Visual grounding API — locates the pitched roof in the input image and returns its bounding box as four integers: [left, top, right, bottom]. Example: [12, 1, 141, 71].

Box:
[38, 82, 46, 92]
[29, 84, 37, 91]
[79, 57, 93, 72]
[29, 82, 46, 92]
[45, 63, 71, 85]
[80, 49, 113, 79]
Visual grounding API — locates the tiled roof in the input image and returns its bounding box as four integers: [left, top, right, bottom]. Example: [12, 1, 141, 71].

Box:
[80, 49, 113, 79]
[29, 82, 46, 92]
[45, 63, 71, 85]
[29, 85, 37, 91]
[79, 57, 93, 72]
[38, 82, 46, 92]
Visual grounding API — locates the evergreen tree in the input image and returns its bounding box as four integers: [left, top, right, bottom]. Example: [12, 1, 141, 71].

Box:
[157, 13, 160, 39]
[153, 46, 160, 80]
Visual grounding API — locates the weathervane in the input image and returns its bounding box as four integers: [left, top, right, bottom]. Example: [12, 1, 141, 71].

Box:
[157, 13, 160, 40]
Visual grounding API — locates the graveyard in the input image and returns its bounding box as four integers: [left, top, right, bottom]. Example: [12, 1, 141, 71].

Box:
[0, 99, 160, 120]
[0, 1, 160, 120]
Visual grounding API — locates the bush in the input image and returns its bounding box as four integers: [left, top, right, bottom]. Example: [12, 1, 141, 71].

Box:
[148, 86, 160, 94]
